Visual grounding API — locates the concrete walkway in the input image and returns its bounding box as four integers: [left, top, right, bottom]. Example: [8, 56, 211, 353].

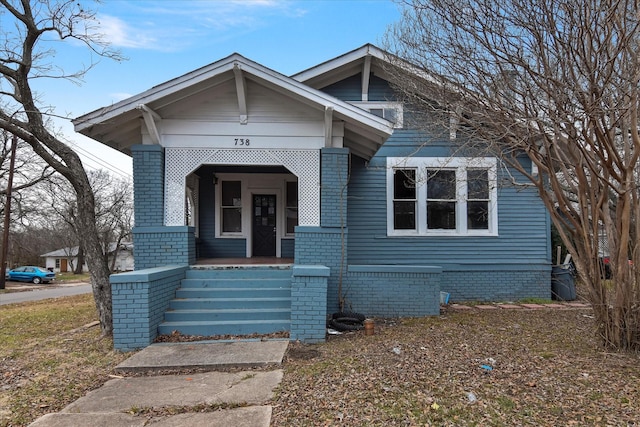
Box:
[29, 340, 289, 427]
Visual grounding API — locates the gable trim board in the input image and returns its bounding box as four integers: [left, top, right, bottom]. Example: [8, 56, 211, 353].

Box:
[75, 45, 551, 349]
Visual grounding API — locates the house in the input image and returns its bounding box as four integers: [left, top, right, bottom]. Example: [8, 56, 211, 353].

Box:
[73, 45, 551, 351]
[41, 242, 134, 273]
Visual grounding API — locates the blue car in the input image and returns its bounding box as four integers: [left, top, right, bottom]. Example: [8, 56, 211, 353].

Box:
[7, 266, 55, 284]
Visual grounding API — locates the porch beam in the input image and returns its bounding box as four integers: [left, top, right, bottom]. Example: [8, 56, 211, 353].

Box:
[361, 55, 371, 102]
[233, 63, 248, 125]
[324, 106, 334, 147]
[137, 104, 162, 145]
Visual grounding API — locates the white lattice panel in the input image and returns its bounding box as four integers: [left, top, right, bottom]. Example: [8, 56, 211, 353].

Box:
[165, 148, 320, 226]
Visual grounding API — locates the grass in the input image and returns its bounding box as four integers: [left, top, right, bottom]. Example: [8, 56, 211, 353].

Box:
[54, 272, 91, 283]
[273, 310, 640, 426]
[0, 294, 130, 427]
[3, 293, 640, 426]
[517, 297, 554, 304]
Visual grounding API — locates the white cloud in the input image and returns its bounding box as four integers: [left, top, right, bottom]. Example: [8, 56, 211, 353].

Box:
[95, 15, 157, 49]
[95, 1, 308, 52]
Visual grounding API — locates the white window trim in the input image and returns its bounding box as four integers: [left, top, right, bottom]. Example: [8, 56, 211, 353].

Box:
[386, 157, 498, 237]
[215, 175, 248, 238]
[350, 101, 404, 128]
[214, 174, 298, 243]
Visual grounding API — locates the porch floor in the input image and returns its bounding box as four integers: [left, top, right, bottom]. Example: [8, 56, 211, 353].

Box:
[194, 257, 294, 266]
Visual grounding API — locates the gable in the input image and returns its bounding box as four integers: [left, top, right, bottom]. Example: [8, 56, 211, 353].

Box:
[73, 53, 394, 160]
[320, 74, 397, 103]
[161, 79, 322, 123]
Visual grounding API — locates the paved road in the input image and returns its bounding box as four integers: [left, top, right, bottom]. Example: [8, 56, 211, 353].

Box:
[0, 283, 92, 306]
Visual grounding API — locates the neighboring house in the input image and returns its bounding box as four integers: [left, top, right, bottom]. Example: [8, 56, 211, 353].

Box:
[41, 242, 134, 273]
[73, 45, 551, 350]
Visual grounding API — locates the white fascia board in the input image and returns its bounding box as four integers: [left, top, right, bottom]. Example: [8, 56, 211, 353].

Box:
[240, 61, 394, 138]
[292, 44, 387, 82]
[73, 54, 245, 130]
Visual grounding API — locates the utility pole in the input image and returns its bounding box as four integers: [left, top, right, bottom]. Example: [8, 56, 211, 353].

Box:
[0, 135, 17, 290]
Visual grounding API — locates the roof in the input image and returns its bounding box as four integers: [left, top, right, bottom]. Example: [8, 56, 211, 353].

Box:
[292, 44, 392, 87]
[73, 51, 395, 160]
[292, 44, 432, 89]
[41, 242, 133, 258]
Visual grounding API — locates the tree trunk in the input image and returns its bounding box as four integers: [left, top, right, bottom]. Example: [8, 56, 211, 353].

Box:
[74, 245, 84, 274]
[74, 184, 112, 335]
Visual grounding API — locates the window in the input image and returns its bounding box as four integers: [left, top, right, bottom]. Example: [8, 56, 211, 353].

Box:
[387, 157, 497, 236]
[351, 102, 404, 128]
[393, 169, 416, 230]
[286, 181, 298, 234]
[221, 181, 242, 233]
[426, 169, 456, 230]
[55, 259, 60, 269]
[466, 169, 490, 230]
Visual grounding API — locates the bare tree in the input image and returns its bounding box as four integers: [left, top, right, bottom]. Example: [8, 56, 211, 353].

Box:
[90, 172, 133, 272]
[43, 170, 133, 273]
[0, 130, 55, 218]
[385, 0, 640, 350]
[0, 0, 123, 335]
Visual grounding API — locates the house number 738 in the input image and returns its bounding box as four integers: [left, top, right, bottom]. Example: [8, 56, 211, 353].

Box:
[234, 138, 250, 146]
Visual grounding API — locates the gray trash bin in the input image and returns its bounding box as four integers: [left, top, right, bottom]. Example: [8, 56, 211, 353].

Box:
[551, 266, 576, 301]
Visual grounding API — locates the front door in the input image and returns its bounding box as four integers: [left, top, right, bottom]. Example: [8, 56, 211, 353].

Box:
[253, 194, 276, 256]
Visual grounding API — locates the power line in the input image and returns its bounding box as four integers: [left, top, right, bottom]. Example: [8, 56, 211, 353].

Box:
[67, 141, 132, 180]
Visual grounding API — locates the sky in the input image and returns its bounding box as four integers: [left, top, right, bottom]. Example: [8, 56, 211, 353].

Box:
[29, 0, 404, 180]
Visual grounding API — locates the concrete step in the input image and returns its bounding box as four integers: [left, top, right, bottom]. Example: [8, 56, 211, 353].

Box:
[163, 308, 291, 322]
[169, 297, 291, 310]
[180, 278, 292, 288]
[158, 319, 290, 336]
[186, 267, 292, 280]
[159, 266, 293, 338]
[175, 287, 291, 299]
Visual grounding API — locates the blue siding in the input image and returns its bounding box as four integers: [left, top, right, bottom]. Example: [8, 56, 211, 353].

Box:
[319, 71, 552, 302]
[321, 74, 396, 102]
[347, 151, 550, 266]
[281, 238, 295, 258]
[345, 126, 551, 301]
